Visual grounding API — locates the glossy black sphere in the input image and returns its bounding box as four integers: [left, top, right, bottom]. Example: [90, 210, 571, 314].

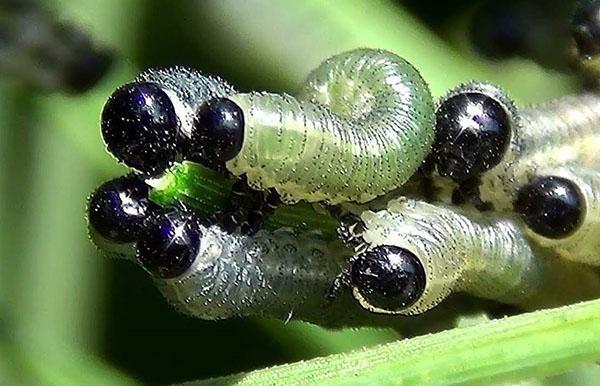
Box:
[136, 209, 202, 278]
[514, 176, 584, 239]
[572, 0, 600, 57]
[88, 174, 154, 243]
[433, 92, 511, 182]
[192, 98, 244, 162]
[350, 245, 426, 312]
[101, 82, 180, 174]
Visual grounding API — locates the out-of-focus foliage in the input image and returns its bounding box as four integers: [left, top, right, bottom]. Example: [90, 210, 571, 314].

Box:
[0, 1, 596, 385]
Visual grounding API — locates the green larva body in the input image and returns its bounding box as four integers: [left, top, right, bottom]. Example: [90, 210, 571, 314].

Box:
[523, 166, 600, 266]
[150, 223, 456, 329]
[356, 198, 600, 315]
[226, 49, 435, 204]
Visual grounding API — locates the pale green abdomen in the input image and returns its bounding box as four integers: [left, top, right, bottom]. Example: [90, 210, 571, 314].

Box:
[226, 49, 435, 204]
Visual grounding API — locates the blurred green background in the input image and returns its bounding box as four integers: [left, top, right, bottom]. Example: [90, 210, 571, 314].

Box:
[0, 1, 589, 384]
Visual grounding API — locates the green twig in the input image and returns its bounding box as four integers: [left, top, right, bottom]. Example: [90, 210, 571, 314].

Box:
[191, 299, 600, 385]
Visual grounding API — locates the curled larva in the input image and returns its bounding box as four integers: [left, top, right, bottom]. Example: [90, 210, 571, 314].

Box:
[344, 198, 600, 315]
[515, 166, 600, 266]
[431, 81, 600, 211]
[192, 48, 435, 204]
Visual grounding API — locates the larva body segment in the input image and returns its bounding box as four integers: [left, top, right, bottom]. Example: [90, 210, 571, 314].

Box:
[356, 198, 600, 315]
[226, 49, 435, 204]
[520, 166, 600, 266]
[461, 85, 600, 211]
[154, 224, 343, 321]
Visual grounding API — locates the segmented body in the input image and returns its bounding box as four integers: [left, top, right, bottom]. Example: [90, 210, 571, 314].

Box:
[522, 166, 600, 266]
[226, 49, 435, 204]
[356, 198, 600, 315]
[154, 224, 343, 321]
[469, 85, 600, 210]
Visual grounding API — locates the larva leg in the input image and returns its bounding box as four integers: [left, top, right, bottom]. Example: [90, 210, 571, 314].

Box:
[515, 166, 600, 266]
[191, 48, 435, 204]
[432, 81, 600, 211]
[341, 198, 600, 315]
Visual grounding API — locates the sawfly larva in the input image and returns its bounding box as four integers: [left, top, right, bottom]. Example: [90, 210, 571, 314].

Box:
[189, 48, 435, 205]
[515, 166, 600, 266]
[129, 206, 480, 330]
[335, 198, 600, 315]
[101, 66, 235, 174]
[430, 81, 600, 211]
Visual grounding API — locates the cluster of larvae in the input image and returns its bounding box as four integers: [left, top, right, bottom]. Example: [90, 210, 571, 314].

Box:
[87, 3, 600, 326]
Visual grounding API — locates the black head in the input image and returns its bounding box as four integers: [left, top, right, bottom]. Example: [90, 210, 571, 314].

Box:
[514, 176, 584, 239]
[136, 209, 202, 278]
[350, 245, 426, 312]
[192, 98, 244, 163]
[101, 81, 181, 175]
[87, 174, 155, 243]
[572, 0, 600, 58]
[433, 92, 512, 182]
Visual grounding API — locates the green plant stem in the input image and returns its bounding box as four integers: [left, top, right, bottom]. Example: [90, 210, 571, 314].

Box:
[192, 299, 600, 385]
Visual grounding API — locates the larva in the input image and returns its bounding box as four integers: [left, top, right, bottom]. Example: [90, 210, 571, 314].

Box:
[515, 166, 600, 266]
[101, 66, 236, 174]
[431, 81, 600, 211]
[341, 198, 600, 315]
[189, 48, 435, 204]
[133, 208, 482, 330]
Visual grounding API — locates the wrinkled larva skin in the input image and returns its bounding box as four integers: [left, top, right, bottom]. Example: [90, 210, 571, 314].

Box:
[153, 224, 345, 322]
[522, 167, 600, 266]
[450, 83, 600, 211]
[355, 198, 600, 315]
[226, 49, 435, 204]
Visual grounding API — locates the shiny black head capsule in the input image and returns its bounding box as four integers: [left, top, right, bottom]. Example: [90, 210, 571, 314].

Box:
[514, 176, 584, 239]
[350, 245, 426, 312]
[87, 174, 155, 243]
[101, 82, 181, 175]
[433, 92, 512, 182]
[192, 97, 244, 162]
[572, 0, 600, 58]
[136, 209, 202, 278]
